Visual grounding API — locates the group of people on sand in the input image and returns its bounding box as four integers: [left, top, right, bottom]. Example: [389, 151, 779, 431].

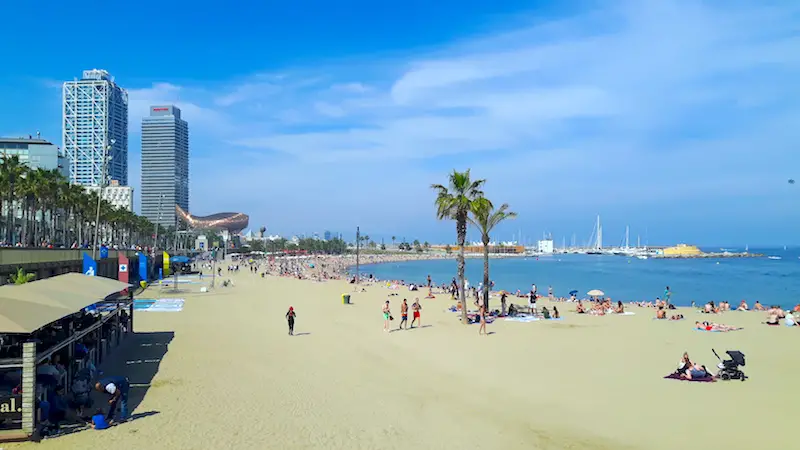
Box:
[574, 299, 625, 316]
[766, 306, 797, 327]
[383, 298, 422, 332]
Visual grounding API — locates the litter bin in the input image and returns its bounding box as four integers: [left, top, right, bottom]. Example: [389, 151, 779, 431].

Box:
[342, 294, 351, 304]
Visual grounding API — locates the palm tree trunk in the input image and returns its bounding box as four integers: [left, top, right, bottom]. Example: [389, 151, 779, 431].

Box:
[457, 213, 468, 324]
[483, 235, 490, 312]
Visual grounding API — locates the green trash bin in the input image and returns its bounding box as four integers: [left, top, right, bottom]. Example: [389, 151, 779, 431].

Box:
[342, 294, 351, 304]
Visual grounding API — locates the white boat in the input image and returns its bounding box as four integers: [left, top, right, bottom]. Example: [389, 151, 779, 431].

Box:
[636, 255, 648, 260]
[768, 256, 781, 260]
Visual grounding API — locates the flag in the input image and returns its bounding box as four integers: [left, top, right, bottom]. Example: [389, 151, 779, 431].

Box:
[82, 252, 97, 277]
[163, 251, 171, 277]
[138, 253, 149, 282]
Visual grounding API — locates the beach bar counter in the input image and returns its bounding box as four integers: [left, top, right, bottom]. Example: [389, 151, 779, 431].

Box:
[0, 273, 131, 441]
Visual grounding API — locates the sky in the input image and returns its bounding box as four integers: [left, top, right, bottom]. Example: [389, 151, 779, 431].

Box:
[1, 0, 799, 246]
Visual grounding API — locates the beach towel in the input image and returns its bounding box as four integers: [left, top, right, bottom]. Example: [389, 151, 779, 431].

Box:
[694, 327, 742, 332]
[505, 316, 540, 322]
[663, 373, 716, 382]
[615, 311, 635, 316]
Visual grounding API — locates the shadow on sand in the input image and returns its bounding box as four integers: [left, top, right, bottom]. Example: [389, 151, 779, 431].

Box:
[39, 331, 173, 440]
[293, 332, 312, 336]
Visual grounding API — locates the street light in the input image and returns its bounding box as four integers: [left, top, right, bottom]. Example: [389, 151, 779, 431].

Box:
[92, 139, 114, 261]
[153, 193, 164, 252]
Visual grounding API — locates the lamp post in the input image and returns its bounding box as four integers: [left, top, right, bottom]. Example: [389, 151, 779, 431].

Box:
[153, 193, 164, 252]
[92, 140, 113, 261]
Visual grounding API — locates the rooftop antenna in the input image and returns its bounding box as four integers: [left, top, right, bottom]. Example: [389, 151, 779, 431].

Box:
[36, 131, 40, 139]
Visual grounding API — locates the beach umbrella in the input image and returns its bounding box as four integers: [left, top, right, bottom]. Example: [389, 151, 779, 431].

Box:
[587, 289, 604, 297]
[569, 290, 578, 296]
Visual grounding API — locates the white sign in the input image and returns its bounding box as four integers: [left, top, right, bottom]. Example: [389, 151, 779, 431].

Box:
[84, 267, 95, 276]
[119, 264, 128, 272]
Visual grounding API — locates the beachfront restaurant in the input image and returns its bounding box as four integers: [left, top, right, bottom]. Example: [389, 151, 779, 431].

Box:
[0, 273, 132, 441]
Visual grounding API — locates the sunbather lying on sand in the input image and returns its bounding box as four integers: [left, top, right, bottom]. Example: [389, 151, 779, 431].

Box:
[695, 321, 741, 332]
[669, 314, 684, 321]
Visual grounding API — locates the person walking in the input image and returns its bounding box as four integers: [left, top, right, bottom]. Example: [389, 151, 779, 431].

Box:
[383, 300, 391, 332]
[94, 376, 130, 423]
[399, 299, 409, 330]
[410, 298, 422, 328]
[286, 306, 297, 335]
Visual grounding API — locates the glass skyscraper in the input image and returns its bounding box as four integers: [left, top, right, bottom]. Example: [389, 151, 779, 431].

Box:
[141, 105, 189, 228]
[62, 69, 129, 186]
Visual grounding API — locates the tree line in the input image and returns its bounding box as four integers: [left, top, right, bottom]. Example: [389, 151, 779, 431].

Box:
[0, 154, 165, 248]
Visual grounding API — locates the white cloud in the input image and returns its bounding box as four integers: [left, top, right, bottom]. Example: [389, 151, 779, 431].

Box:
[121, 1, 800, 241]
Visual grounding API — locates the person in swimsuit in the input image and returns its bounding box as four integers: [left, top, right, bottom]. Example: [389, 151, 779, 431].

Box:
[478, 300, 488, 335]
[411, 298, 422, 328]
[399, 299, 409, 330]
[286, 306, 296, 335]
[383, 300, 391, 332]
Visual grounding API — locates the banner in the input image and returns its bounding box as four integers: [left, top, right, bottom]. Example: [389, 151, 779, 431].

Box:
[118, 253, 129, 284]
[99, 245, 109, 259]
[163, 251, 171, 277]
[138, 253, 148, 282]
[82, 252, 97, 277]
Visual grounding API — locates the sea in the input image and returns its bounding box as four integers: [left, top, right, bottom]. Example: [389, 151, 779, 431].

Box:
[355, 247, 800, 309]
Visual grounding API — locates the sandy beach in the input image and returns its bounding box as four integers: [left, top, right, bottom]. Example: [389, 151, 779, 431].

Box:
[9, 266, 798, 450]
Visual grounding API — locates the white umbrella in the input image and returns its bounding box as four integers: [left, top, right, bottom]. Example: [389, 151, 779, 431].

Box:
[587, 289, 605, 297]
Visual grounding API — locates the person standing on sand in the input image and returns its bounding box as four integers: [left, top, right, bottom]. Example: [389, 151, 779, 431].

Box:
[478, 299, 488, 335]
[664, 286, 672, 306]
[427, 274, 431, 288]
[399, 299, 409, 330]
[411, 298, 422, 328]
[383, 300, 391, 332]
[286, 306, 296, 335]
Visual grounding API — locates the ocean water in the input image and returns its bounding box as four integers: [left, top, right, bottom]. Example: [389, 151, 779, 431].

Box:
[356, 248, 800, 309]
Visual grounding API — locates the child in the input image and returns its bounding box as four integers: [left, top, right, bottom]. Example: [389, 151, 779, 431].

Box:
[91, 409, 110, 430]
[286, 306, 296, 335]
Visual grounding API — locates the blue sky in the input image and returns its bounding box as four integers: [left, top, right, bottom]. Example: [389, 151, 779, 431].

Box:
[1, 0, 799, 246]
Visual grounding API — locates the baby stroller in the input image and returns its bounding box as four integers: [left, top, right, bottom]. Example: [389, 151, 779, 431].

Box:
[713, 349, 747, 381]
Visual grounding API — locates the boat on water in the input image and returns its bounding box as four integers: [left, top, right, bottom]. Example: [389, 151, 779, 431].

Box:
[636, 255, 648, 260]
[768, 256, 782, 260]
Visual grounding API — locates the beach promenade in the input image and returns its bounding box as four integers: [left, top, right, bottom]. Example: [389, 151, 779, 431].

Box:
[9, 269, 796, 450]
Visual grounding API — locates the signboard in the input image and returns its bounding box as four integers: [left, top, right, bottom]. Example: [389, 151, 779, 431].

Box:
[82, 252, 97, 276]
[99, 245, 109, 259]
[118, 253, 129, 284]
[0, 395, 22, 420]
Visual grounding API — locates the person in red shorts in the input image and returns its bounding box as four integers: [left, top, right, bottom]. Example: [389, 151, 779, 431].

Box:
[410, 298, 422, 328]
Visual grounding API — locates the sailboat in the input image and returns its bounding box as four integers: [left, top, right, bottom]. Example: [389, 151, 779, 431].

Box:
[586, 215, 603, 255]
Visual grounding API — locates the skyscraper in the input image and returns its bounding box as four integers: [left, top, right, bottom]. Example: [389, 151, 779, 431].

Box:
[141, 105, 189, 228]
[62, 69, 129, 186]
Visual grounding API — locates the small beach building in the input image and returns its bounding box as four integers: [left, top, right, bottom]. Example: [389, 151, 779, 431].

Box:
[662, 244, 702, 256]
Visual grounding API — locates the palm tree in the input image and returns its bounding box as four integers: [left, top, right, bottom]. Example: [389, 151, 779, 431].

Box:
[431, 169, 486, 324]
[469, 198, 517, 310]
[0, 155, 28, 244]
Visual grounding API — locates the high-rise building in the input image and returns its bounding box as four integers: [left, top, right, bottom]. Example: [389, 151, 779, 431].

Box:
[84, 181, 134, 211]
[141, 105, 189, 228]
[324, 230, 332, 241]
[62, 69, 129, 186]
[0, 136, 69, 178]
